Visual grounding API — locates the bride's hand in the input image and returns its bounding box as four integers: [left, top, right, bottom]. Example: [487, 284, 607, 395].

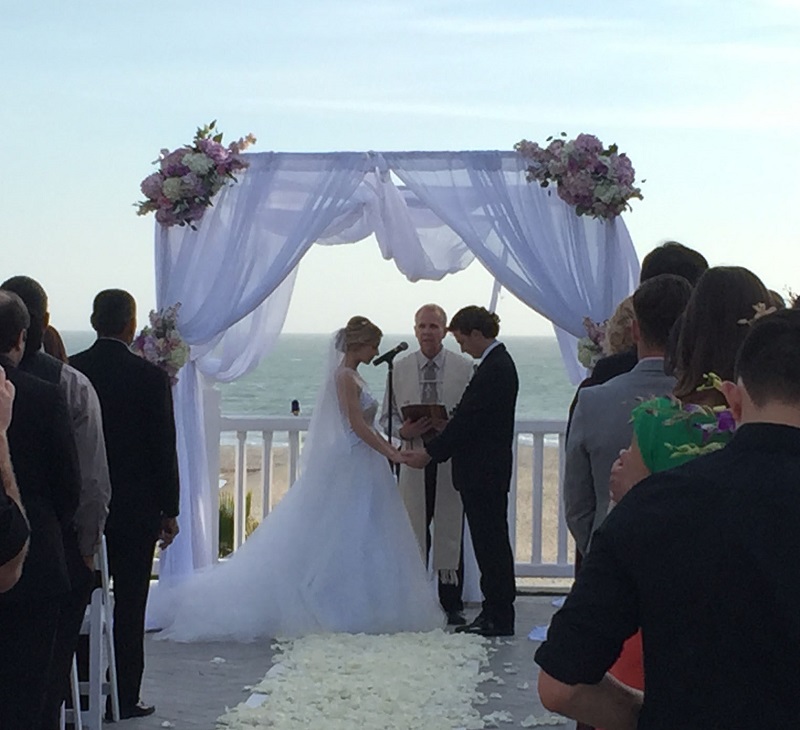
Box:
[387, 447, 405, 464]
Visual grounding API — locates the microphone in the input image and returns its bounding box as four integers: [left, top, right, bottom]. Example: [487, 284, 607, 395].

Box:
[373, 341, 409, 366]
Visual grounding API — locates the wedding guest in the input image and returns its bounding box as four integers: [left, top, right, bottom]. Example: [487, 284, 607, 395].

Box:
[0, 291, 81, 730]
[1, 275, 111, 730]
[43, 324, 69, 363]
[769, 289, 787, 310]
[0, 368, 29, 593]
[600, 297, 635, 359]
[536, 308, 800, 728]
[70, 289, 180, 720]
[380, 304, 474, 625]
[585, 241, 707, 387]
[405, 306, 518, 637]
[597, 266, 772, 705]
[564, 274, 691, 557]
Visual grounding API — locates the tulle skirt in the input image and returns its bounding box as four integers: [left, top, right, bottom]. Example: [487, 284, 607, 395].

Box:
[154, 441, 444, 641]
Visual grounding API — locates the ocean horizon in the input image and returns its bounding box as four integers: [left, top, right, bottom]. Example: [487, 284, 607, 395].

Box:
[61, 331, 575, 421]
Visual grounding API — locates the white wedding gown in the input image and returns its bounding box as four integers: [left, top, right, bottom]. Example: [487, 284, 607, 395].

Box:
[156, 377, 444, 641]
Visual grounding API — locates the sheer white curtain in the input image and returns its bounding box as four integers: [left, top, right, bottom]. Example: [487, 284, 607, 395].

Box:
[153, 152, 370, 584]
[148, 148, 641, 596]
[384, 151, 640, 382]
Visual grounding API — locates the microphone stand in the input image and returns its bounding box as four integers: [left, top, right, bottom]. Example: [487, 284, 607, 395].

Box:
[376, 351, 401, 478]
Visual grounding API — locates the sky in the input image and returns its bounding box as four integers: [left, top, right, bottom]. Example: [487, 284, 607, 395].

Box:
[1, 0, 798, 335]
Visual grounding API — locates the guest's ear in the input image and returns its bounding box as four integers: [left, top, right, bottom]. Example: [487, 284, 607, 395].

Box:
[721, 380, 743, 423]
[631, 318, 641, 344]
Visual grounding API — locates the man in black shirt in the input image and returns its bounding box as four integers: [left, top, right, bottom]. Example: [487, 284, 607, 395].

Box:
[536, 309, 800, 728]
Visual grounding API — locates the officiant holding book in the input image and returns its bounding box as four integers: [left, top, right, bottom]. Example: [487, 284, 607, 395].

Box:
[381, 304, 473, 625]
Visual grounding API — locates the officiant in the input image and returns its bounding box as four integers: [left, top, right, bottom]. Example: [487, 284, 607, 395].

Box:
[380, 304, 473, 625]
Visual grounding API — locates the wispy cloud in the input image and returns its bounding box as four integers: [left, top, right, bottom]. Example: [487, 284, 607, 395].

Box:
[257, 94, 800, 132]
[405, 15, 639, 36]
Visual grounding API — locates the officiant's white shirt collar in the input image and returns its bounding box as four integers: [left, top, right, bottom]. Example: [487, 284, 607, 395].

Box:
[478, 339, 502, 366]
[415, 347, 446, 370]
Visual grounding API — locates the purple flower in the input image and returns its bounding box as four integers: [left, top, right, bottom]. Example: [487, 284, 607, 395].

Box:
[573, 133, 603, 155]
[716, 409, 736, 433]
[140, 172, 163, 200]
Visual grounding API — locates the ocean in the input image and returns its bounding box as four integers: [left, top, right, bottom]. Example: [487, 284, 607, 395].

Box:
[60, 332, 575, 420]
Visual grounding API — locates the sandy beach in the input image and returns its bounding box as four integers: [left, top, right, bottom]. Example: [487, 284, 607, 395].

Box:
[218, 441, 573, 587]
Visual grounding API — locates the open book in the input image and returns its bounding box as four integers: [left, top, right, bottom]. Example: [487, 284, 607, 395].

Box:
[400, 403, 448, 422]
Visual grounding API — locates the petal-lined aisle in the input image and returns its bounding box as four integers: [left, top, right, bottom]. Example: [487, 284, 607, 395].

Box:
[217, 630, 487, 729]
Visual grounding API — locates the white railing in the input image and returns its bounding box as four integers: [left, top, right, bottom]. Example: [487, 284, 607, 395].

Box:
[215, 415, 573, 580]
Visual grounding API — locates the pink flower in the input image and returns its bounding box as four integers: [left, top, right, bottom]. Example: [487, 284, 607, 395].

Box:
[140, 172, 163, 200]
[515, 133, 643, 220]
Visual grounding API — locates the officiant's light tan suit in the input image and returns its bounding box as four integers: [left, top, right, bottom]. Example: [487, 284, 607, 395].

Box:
[383, 348, 473, 579]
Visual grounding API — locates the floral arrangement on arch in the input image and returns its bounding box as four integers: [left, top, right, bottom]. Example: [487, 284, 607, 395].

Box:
[577, 317, 607, 370]
[136, 121, 256, 229]
[130, 303, 190, 385]
[514, 133, 643, 220]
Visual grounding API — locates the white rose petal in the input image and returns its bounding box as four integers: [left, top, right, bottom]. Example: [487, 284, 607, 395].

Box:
[217, 631, 489, 729]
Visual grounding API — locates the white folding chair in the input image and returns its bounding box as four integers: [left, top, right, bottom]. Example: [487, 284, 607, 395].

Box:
[63, 535, 120, 729]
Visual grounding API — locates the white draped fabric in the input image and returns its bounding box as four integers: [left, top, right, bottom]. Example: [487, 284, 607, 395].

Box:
[152, 150, 640, 583]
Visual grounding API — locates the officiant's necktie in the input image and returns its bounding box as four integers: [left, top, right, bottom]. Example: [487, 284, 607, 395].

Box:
[421, 360, 438, 404]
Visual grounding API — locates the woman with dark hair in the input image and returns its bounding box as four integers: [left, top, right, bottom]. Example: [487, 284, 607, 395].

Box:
[155, 316, 443, 641]
[603, 266, 773, 702]
[42, 325, 68, 363]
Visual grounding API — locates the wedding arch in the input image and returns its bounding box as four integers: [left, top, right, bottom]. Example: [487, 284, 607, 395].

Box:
[153, 149, 640, 582]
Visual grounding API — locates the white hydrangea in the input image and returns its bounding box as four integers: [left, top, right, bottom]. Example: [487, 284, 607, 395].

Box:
[183, 151, 215, 175]
[161, 176, 184, 201]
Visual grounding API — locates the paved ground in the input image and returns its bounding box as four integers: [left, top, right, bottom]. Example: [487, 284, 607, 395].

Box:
[112, 594, 565, 729]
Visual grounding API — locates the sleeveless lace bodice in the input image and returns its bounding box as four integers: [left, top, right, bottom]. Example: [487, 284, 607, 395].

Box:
[359, 386, 379, 425]
[346, 382, 378, 447]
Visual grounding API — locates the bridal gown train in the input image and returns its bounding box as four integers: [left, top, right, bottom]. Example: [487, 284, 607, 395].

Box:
[156, 383, 444, 641]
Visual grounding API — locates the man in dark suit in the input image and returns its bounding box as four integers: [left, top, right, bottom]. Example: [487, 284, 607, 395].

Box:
[406, 305, 518, 637]
[70, 289, 180, 720]
[2, 275, 112, 730]
[0, 367, 29, 593]
[0, 291, 81, 729]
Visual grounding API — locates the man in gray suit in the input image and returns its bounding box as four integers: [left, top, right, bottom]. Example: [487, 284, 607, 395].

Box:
[565, 274, 692, 556]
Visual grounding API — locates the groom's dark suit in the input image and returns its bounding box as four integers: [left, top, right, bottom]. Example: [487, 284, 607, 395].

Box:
[70, 338, 179, 709]
[426, 343, 518, 630]
[0, 359, 81, 729]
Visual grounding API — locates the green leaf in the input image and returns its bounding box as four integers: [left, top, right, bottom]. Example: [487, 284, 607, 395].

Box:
[546, 135, 553, 142]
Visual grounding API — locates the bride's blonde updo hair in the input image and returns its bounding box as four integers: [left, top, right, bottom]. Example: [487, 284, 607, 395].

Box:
[335, 316, 382, 352]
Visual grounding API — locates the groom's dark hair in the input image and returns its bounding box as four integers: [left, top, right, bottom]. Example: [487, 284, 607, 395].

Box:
[735, 309, 800, 407]
[448, 306, 500, 338]
[91, 289, 136, 337]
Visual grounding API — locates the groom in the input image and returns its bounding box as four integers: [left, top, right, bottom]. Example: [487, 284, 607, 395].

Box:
[405, 306, 518, 637]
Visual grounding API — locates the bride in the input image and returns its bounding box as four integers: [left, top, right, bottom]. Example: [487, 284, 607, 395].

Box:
[156, 316, 444, 641]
